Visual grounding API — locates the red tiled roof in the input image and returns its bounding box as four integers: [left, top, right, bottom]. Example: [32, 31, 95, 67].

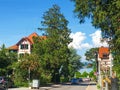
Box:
[28, 32, 39, 43]
[8, 44, 18, 50]
[99, 46, 109, 58]
[9, 32, 46, 50]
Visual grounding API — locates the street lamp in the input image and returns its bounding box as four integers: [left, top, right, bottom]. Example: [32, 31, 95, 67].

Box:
[28, 67, 31, 87]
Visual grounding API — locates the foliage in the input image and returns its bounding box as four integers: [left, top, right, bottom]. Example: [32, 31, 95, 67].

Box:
[71, 0, 120, 77]
[89, 70, 96, 81]
[75, 71, 82, 78]
[97, 84, 101, 89]
[85, 48, 98, 61]
[0, 44, 17, 76]
[34, 4, 72, 83]
[82, 71, 88, 77]
[85, 48, 98, 75]
[74, 71, 96, 79]
[13, 54, 41, 86]
[68, 48, 83, 78]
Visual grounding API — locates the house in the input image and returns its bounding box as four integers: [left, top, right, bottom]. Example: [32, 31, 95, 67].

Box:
[97, 46, 113, 88]
[98, 46, 112, 71]
[9, 32, 46, 58]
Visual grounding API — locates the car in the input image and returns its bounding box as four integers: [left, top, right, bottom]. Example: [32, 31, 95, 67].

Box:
[82, 78, 90, 82]
[0, 76, 13, 88]
[71, 78, 79, 84]
[79, 78, 83, 82]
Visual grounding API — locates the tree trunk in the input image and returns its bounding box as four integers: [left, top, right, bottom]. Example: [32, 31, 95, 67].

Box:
[51, 69, 60, 84]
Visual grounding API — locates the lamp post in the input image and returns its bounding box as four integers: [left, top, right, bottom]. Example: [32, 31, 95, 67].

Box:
[28, 67, 31, 87]
[109, 53, 113, 77]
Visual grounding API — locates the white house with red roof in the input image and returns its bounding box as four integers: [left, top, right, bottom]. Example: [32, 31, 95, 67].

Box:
[98, 46, 113, 71]
[9, 32, 46, 58]
[97, 46, 113, 88]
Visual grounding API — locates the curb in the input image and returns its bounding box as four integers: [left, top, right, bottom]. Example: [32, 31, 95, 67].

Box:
[39, 84, 61, 90]
[40, 87, 52, 90]
[51, 84, 61, 88]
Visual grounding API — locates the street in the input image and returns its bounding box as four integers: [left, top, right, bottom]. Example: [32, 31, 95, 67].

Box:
[8, 81, 90, 90]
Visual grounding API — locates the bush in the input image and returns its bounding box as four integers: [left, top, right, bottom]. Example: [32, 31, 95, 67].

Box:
[39, 73, 52, 85]
[60, 76, 69, 83]
[97, 84, 101, 89]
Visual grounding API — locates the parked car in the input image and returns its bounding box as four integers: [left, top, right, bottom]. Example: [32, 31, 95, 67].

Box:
[78, 78, 83, 82]
[0, 76, 13, 88]
[71, 78, 79, 84]
[82, 78, 90, 82]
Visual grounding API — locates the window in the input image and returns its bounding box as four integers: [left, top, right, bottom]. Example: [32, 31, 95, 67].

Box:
[102, 53, 109, 59]
[20, 44, 28, 49]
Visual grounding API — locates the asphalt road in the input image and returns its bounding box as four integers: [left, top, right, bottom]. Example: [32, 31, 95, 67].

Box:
[8, 81, 90, 90]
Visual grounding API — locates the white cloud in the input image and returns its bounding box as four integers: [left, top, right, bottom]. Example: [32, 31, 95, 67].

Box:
[90, 30, 108, 47]
[68, 32, 91, 50]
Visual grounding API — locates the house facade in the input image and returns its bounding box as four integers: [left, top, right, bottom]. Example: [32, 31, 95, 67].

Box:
[9, 32, 45, 58]
[98, 46, 111, 71]
[97, 46, 113, 89]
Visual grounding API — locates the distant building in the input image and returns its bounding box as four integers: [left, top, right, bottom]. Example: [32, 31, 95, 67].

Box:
[8, 32, 46, 58]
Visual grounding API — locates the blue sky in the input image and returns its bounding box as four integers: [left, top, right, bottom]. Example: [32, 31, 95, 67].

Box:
[0, 0, 108, 61]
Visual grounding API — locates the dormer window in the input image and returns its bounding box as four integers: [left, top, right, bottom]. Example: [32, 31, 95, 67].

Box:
[102, 53, 109, 59]
[20, 44, 28, 49]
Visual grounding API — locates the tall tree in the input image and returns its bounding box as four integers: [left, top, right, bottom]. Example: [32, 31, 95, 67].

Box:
[85, 48, 98, 73]
[71, 0, 120, 77]
[68, 48, 83, 78]
[34, 4, 72, 83]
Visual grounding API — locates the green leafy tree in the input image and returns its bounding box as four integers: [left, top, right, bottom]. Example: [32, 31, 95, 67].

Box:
[82, 71, 88, 78]
[13, 54, 41, 86]
[71, 0, 120, 77]
[75, 71, 82, 78]
[68, 48, 83, 78]
[85, 48, 98, 61]
[85, 48, 98, 70]
[0, 44, 17, 76]
[34, 4, 72, 83]
[88, 70, 96, 80]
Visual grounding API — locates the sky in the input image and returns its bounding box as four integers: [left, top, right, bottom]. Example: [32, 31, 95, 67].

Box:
[0, 0, 108, 63]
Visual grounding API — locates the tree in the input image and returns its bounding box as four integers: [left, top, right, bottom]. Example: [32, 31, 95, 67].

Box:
[85, 48, 98, 70]
[89, 71, 96, 80]
[13, 53, 41, 86]
[34, 4, 72, 83]
[85, 48, 98, 61]
[82, 71, 88, 78]
[71, 0, 120, 77]
[0, 44, 17, 76]
[68, 48, 83, 78]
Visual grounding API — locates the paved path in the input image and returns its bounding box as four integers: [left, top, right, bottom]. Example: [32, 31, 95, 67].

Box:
[86, 85, 98, 90]
[86, 81, 98, 90]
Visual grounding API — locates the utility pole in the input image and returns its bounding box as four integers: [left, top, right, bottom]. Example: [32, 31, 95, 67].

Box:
[28, 67, 31, 87]
[109, 53, 113, 77]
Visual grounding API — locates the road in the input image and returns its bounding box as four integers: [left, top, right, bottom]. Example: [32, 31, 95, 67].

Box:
[8, 81, 90, 90]
[51, 81, 89, 90]
[51, 84, 88, 90]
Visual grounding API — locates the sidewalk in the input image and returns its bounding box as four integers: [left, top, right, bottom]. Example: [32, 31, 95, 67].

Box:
[86, 82, 98, 90]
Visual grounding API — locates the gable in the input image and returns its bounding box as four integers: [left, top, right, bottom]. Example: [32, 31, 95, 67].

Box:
[8, 32, 45, 50]
[99, 46, 109, 59]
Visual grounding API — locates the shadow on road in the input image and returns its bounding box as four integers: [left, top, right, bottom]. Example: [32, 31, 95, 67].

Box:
[62, 81, 90, 86]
